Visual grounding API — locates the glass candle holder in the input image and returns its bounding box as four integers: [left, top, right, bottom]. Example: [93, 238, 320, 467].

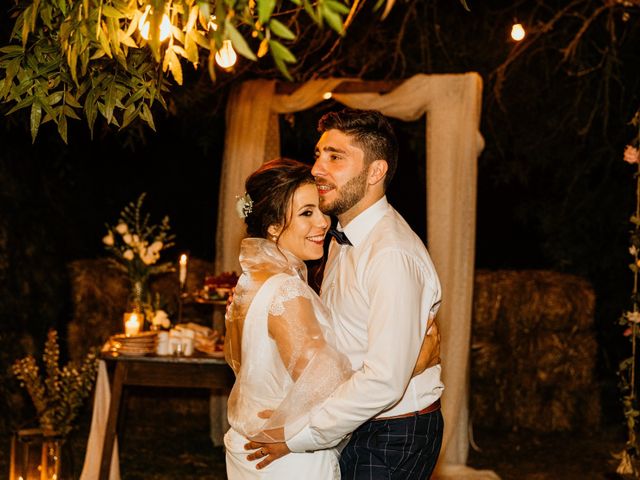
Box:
[123, 312, 142, 336]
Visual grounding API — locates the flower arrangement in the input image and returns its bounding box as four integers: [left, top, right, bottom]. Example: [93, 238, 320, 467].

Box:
[617, 114, 640, 476]
[103, 193, 175, 320]
[12, 330, 99, 438]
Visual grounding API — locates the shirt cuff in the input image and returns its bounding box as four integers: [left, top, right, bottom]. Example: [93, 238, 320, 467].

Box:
[285, 424, 317, 453]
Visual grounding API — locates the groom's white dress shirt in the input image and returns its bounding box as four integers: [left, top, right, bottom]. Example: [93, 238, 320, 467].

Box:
[286, 196, 443, 452]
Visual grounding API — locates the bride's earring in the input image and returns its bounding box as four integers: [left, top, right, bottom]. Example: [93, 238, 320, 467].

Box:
[270, 234, 277, 242]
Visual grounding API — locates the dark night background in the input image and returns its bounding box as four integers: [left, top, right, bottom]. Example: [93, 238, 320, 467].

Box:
[1, 0, 639, 476]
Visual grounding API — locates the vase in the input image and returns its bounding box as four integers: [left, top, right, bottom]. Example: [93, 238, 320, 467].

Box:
[129, 277, 152, 320]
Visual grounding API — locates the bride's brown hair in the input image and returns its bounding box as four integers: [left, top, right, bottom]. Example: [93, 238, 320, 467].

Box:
[244, 158, 315, 239]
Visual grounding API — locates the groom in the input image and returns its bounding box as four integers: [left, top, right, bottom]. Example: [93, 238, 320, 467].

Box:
[247, 108, 444, 479]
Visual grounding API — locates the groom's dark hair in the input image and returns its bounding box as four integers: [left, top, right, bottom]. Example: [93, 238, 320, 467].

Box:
[244, 157, 315, 239]
[318, 108, 398, 189]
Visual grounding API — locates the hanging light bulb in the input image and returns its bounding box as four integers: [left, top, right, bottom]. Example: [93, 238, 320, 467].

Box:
[215, 40, 237, 69]
[510, 23, 525, 41]
[139, 5, 172, 42]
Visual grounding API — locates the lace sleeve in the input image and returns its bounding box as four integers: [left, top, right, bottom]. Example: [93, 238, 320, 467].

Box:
[268, 276, 311, 316]
[251, 275, 353, 444]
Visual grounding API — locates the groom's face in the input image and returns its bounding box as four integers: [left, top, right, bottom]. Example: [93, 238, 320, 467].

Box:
[312, 129, 368, 218]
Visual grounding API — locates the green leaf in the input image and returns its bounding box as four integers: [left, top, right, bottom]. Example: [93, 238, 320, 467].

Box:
[303, 0, 319, 24]
[0, 46, 24, 55]
[105, 80, 117, 124]
[57, 112, 68, 144]
[325, 0, 351, 15]
[84, 92, 98, 138]
[321, 4, 345, 34]
[47, 91, 64, 106]
[272, 54, 292, 81]
[197, 0, 210, 20]
[120, 103, 139, 129]
[63, 105, 81, 120]
[5, 95, 35, 115]
[225, 21, 257, 61]
[269, 39, 296, 63]
[269, 19, 295, 40]
[101, 5, 124, 18]
[257, 0, 276, 25]
[30, 101, 42, 143]
[140, 103, 156, 130]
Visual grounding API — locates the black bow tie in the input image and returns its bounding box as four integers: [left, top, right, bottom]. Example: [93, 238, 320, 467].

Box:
[328, 228, 352, 246]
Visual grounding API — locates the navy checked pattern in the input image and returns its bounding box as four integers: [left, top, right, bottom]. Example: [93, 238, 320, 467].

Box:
[339, 409, 443, 480]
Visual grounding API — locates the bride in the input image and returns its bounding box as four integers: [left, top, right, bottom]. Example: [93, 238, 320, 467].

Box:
[223, 158, 353, 479]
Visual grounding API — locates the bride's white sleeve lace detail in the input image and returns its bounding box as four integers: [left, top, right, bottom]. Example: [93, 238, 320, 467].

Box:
[248, 276, 353, 444]
[268, 276, 311, 316]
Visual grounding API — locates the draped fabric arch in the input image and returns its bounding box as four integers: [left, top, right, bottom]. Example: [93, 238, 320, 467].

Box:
[215, 73, 497, 478]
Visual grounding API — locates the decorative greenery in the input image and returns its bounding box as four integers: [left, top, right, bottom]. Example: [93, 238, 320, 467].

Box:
[617, 115, 640, 477]
[0, 0, 377, 143]
[12, 329, 99, 438]
[103, 192, 175, 317]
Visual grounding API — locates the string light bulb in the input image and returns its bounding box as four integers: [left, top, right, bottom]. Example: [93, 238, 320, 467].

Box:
[322, 92, 332, 100]
[139, 5, 172, 42]
[215, 40, 237, 69]
[510, 23, 525, 41]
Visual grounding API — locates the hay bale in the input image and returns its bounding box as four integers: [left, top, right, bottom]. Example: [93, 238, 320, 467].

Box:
[470, 269, 599, 432]
[67, 257, 214, 360]
[473, 270, 594, 334]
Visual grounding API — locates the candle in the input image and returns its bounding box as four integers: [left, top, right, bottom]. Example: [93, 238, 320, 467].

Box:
[179, 254, 188, 288]
[124, 312, 141, 336]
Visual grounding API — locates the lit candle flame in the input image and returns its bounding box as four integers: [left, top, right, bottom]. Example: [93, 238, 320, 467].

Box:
[215, 40, 237, 69]
[139, 5, 172, 42]
[179, 254, 188, 287]
[124, 312, 141, 336]
[511, 23, 525, 41]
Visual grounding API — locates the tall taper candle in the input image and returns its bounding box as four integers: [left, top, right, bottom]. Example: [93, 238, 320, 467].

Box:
[179, 254, 188, 288]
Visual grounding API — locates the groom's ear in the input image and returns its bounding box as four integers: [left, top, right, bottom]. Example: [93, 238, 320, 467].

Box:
[368, 159, 388, 186]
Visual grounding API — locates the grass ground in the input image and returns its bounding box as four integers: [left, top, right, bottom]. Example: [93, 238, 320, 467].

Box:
[1, 405, 628, 479]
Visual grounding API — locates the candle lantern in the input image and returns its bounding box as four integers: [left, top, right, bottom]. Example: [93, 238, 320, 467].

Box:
[10, 428, 64, 480]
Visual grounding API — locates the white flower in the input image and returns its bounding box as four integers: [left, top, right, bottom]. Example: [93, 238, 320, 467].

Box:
[630, 245, 638, 257]
[627, 311, 640, 324]
[123, 250, 135, 261]
[141, 249, 158, 265]
[102, 232, 114, 246]
[149, 241, 163, 253]
[132, 234, 140, 246]
[152, 310, 171, 329]
[235, 193, 253, 219]
[116, 223, 128, 234]
[123, 233, 133, 245]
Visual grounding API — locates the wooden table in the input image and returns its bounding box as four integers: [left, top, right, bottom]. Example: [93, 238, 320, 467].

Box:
[98, 352, 234, 480]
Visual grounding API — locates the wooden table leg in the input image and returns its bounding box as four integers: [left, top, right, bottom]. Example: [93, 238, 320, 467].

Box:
[99, 361, 127, 480]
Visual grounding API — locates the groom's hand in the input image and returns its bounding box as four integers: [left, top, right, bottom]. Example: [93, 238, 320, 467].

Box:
[244, 441, 291, 469]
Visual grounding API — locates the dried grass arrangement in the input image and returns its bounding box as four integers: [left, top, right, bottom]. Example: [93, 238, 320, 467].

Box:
[470, 269, 599, 432]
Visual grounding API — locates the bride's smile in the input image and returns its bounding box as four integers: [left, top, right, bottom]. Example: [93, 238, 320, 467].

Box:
[269, 183, 329, 261]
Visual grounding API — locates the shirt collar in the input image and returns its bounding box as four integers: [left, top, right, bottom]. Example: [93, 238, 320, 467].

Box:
[338, 196, 389, 247]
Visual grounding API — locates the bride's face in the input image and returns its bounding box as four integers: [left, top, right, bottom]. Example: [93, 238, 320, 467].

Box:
[270, 183, 330, 261]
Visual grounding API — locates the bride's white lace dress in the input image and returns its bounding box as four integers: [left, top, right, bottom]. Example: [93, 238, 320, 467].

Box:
[224, 238, 352, 479]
